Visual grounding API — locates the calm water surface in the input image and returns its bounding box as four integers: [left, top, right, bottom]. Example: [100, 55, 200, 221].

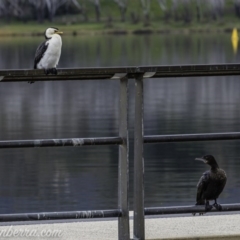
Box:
[0, 33, 240, 213]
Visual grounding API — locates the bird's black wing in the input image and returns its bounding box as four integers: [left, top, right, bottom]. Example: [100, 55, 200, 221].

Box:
[34, 40, 49, 69]
[196, 171, 210, 205]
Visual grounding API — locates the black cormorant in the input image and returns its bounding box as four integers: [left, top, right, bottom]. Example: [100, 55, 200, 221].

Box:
[195, 155, 227, 212]
[34, 27, 63, 75]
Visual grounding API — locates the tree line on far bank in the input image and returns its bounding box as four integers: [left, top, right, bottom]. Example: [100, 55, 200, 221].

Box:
[0, 0, 240, 25]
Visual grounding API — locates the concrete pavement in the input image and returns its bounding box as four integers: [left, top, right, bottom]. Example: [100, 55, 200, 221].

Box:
[0, 213, 240, 239]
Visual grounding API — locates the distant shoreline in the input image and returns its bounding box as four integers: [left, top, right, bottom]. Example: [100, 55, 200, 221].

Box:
[0, 22, 238, 37]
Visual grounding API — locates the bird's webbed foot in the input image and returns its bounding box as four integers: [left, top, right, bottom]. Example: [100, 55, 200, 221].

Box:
[44, 68, 58, 75]
[51, 68, 58, 75]
[28, 81, 34, 84]
[44, 68, 50, 75]
[213, 201, 222, 211]
[44, 68, 51, 75]
[193, 202, 206, 216]
[205, 201, 213, 212]
[192, 212, 205, 216]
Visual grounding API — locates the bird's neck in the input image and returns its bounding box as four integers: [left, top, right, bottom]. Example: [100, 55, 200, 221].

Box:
[47, 34, 62, 42]
[53, 34, 62, 40]
[211, 164, 219, 171]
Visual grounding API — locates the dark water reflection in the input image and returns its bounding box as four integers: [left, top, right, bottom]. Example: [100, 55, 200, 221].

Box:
[0, 33, 240, 213]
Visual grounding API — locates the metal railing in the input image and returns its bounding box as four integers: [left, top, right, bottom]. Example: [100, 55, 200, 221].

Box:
[1, 63, 240, 240]
[133, 64, 240, 240]
[0, 70, 129, 240]
[1, 63, 240, 82]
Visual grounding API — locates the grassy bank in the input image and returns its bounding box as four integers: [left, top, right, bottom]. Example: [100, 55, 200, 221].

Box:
[1, 0, 240, 36]
[0, 20, 240, 37]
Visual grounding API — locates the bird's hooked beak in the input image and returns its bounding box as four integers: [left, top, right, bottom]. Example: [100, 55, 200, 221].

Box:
[195, 158, 208, 163]
[55, 31, 63, 35]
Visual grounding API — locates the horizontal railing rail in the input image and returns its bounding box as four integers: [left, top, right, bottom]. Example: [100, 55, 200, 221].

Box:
[144, 132, 240, 143]
[0, 137, 122, 148]
[1, 63, 240, 82]
[2, 203, 239, 222]
[0, 209, 121, 222]
[145, 204, 240, 215]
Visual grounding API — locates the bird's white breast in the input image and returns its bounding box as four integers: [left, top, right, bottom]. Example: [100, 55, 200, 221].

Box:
[37, 34, 62, 69]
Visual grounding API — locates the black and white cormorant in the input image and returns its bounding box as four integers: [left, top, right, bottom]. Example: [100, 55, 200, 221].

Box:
[34, 27, 63, 75]
[195, 155, 227, 213]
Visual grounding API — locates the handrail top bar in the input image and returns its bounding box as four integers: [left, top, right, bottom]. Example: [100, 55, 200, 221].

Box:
[1, 63, 240, 82]
[1, 63, 240, 74]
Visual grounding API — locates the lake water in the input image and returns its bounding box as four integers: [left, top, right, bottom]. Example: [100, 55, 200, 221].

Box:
[0, 33, 240, 214]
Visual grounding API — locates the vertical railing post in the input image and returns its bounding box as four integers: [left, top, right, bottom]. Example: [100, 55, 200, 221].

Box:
[118, 76, 130, 240]
[133, 74, 145, 240]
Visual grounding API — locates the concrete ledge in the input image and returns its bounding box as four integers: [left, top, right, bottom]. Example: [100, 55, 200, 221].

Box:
[0, 213, 239, 239]
[161, 236, 240, 240]
[145, 214, 240, 240]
